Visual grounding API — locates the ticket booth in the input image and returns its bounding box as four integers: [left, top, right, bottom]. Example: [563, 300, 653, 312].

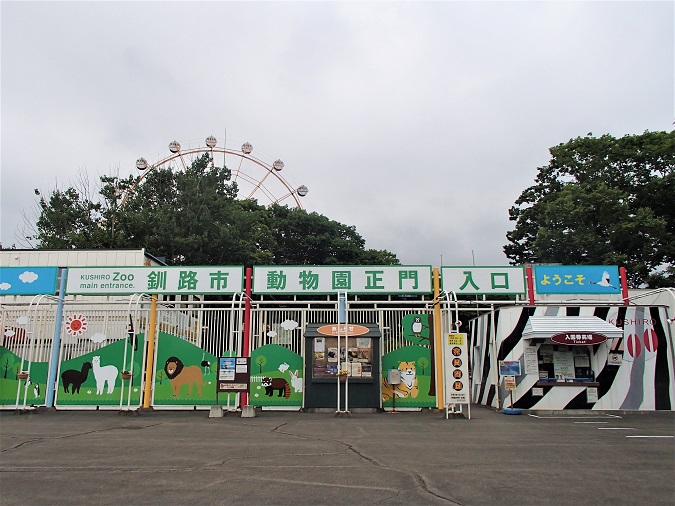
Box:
[303, 323, 381, 409]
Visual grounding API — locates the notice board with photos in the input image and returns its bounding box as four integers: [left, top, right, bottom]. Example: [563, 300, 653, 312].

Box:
[217, 357, 251, 392]
[311, 335, 374, 379]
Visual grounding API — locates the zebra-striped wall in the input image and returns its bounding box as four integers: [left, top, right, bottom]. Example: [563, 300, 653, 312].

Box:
[469, 305, 675, 411]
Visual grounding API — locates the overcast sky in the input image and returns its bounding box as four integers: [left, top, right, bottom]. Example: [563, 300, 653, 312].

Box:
[1, 1, 672, 267]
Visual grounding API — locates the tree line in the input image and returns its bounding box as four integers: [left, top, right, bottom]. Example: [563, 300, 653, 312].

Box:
[22, 130, 674, 288]
[31, 153, 398, 267]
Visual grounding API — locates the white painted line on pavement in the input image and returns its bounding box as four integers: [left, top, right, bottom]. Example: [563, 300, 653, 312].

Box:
[598, 427, 636, 430]
[625, 435, 674, 438]
[528, 414, 622, 419]
[574, 421, 608, 424]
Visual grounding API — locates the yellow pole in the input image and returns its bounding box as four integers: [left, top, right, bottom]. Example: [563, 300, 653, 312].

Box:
[142, 294, 158, 408]
[433, 268, 445, 409]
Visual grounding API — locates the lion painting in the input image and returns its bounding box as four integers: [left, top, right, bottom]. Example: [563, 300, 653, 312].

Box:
[164, 356, 205, 397]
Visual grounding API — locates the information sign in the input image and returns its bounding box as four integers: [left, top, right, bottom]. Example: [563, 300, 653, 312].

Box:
[586, 387, 599, 403]
[523, 347, 539, 375]
[443, 333, 470, 404]
[217, 357, 250, 392]
[499, 360, 522, 376]
[504, 375, 517, 391]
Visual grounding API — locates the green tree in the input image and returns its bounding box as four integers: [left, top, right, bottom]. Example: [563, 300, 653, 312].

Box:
[504, 131, 674, 287]
[266, 205, 393, 265]
[32, 154, 398, 267]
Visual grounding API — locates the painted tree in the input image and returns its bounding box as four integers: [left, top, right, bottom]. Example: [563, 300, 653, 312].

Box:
[255, 355, 267, 373]
[505, 131, 674, 287]
[417, 356, 430, 375]
[3, 355, 15, 379]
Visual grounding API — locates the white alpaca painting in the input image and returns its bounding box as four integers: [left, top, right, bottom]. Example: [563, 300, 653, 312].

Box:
[92, 356, 118, 395]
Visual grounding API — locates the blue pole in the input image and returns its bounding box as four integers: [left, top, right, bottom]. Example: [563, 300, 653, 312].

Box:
[45, 268, 67, 408]
[338, 292, 346, 324]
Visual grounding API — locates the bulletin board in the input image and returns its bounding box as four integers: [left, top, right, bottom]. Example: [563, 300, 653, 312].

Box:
[311, 336, 374, 378]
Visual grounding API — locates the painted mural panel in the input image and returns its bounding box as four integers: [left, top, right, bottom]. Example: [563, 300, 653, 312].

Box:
[0, 347, 48, 406]
[380, 313, 437, 408]
[56, 337, 144, 407]
[381, 345, 435, 408]
[153, 332, 220, 406]
[250, 344, 303, 407]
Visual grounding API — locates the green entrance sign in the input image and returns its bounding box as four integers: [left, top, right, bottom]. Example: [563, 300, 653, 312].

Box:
[66, 266, 244, 295]
[441, 266, 526, 295]
[253, 265, 432, 294]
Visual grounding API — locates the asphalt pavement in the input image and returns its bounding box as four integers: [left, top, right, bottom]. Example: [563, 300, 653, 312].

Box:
[1, 406, 673, 505]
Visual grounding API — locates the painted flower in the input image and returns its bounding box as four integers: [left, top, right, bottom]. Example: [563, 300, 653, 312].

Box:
[65, 314, 88, 336]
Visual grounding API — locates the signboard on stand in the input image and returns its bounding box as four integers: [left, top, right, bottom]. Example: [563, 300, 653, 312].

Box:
[443, 333, 470, 412]
[217, 357, 250, 393]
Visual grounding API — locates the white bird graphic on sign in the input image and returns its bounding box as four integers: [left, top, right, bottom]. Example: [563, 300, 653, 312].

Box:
[590, 271, 616, 289]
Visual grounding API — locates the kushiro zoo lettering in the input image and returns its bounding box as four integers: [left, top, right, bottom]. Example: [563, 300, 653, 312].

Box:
[609, 319, 656, 326]
[79, 272, 135, 290]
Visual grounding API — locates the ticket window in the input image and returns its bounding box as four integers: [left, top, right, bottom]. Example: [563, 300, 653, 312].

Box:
[538, 344, 594, 382]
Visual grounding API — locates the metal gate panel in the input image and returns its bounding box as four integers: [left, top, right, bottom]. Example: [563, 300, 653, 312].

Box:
[152, 302, 243, 409]
[55, 300, 149, 410]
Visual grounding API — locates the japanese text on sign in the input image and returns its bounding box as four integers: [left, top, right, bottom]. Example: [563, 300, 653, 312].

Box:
[534, 265, 621, 294]
[444, 333, 470, 404]
[441, 266, 526, 295]
[66, 267, 244, 295]
[253, 266, 432, 294]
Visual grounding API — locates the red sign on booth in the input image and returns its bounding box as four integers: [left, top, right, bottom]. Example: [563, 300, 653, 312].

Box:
[550, 333, 607, 346]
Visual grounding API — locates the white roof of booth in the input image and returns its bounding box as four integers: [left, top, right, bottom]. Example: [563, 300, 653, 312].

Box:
[522, 316, 623, 340]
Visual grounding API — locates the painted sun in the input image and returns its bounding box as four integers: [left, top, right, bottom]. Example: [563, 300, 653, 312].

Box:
[65, 314, 88, 336]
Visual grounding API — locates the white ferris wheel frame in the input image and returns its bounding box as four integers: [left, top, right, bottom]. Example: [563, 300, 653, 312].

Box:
[121, 141, 307, 209]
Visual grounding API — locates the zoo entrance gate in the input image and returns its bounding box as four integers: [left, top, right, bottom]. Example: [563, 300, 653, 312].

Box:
[1, 296, 459, 411]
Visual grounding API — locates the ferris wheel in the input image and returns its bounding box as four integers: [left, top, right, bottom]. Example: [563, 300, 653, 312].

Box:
[123, 135, 308, 209]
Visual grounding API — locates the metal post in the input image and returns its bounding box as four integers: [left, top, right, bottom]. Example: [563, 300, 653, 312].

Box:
[142, 295, 158, 409]
[46, 269, 67, 408]
[242, 268, 252, 408]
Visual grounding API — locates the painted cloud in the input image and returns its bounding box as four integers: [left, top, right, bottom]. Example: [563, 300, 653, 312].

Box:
[280, 319, 298, 331]
[19, 271, 39, 283]
[90, 332, 107, 344]
[0, 282, 11, 291]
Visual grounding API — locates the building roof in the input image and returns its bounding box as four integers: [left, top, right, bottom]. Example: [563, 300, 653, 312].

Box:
[522, 316, 623, 340]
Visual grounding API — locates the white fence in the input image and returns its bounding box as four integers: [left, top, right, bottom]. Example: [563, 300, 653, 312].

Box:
[1, 296, 443, 408]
